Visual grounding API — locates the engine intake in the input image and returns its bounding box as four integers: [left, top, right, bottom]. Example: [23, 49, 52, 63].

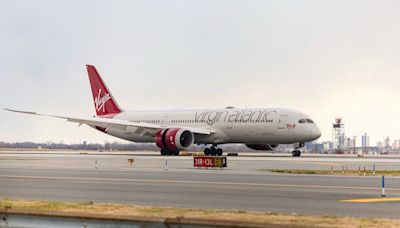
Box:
[246, 144, 279, 151]
[155, 128, 194, 151]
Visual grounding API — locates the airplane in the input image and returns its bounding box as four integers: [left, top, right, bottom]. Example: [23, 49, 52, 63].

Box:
[5, 65, 321, 157]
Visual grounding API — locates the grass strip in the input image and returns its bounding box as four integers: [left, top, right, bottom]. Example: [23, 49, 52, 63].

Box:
[0, 148, 78, 152]
[0, 158, 43, 161]
[264, 169, 400, 176]
[0, 199, 399, 228]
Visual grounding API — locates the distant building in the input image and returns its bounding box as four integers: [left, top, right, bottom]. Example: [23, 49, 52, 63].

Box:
[305, 141, 326, 153]
[350, 137, 356, 148]
[344, 137, 349, 148]
[361, 133, 369, 147]
[329, 141, 334, 150]
[377, 141, 383, 149]
[304, 141, 313, 151]
[321, 141, 334, 151]
[340, 133, 346, 148]
[384, 137, 390, 149]
[361, 133, 369, 152]
[392, 140, 398, 150]
[315, 143, 324, 153]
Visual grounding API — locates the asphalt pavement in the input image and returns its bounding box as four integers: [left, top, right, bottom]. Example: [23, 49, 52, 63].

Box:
[0, 151, 400, 219]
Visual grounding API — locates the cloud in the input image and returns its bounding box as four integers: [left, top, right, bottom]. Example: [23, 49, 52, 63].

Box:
[1, 0, 399, 144]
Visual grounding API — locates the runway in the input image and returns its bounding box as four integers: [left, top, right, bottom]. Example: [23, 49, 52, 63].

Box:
[1, 151, 400, 219]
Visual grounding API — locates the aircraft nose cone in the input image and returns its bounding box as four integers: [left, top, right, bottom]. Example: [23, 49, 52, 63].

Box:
[310, 127, 322, 140]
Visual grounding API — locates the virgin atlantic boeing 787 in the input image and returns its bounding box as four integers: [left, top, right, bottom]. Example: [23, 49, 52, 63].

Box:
[6, 65, 321, 157]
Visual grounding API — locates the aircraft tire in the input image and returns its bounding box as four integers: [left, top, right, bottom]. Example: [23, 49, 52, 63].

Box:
[217, 148, 223, 156]
[292, 150, 301, 157]
[210, 147, 218, 156]
[204, 148, 211, 156]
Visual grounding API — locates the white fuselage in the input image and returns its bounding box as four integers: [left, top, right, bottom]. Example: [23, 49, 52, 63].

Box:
[105, 107, 321, 145]
[6, 65, 322, 155]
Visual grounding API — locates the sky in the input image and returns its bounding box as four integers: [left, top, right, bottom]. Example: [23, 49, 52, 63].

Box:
[1, 0, 399, 145]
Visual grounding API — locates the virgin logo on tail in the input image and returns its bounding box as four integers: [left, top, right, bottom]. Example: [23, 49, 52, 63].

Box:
[94, 89, 111, 112]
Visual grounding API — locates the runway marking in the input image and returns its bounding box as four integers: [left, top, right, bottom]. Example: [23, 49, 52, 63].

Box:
[283, 160, 345, 166]
[1, 174, 400, 192]
[341, 198, 400, 203]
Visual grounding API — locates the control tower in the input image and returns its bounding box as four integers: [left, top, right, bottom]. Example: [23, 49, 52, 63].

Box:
[332, 117, 344, 154]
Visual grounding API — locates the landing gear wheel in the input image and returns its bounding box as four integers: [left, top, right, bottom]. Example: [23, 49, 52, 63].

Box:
[161, 149, 167, 156]
[173, 151, 180, 156]
[204, 148, 211, 156]
[210, 147, 217, 156]
[204, 146, 222, 156]
[292, 150, 301, 157]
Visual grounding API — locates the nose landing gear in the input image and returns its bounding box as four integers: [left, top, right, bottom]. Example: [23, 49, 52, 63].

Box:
[292, 150, 301, 157]
[292, 142, 304, 157]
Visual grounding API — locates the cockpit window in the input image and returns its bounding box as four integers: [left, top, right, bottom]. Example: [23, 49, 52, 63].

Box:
[305, 119, 314, 124]
[298, 119, 306, 123]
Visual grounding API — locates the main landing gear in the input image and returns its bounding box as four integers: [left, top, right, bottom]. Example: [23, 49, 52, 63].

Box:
[204, 145, 223, 156]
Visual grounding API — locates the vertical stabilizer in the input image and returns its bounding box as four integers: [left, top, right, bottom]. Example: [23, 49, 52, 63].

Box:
[86, 65, 122, 117]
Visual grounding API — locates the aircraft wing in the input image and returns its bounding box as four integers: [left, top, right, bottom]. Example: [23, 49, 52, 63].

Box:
[4, 108, 211, 136]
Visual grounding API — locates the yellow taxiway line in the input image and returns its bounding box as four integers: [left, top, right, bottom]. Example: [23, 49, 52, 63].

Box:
[341, 198, 400, 203]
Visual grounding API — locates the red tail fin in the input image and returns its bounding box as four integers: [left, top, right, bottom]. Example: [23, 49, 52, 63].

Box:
[86, 65, 122, 117]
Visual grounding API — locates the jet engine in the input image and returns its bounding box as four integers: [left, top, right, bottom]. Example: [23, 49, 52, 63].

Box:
[246, 144, 279, 151]
[155, 128, 194, 152]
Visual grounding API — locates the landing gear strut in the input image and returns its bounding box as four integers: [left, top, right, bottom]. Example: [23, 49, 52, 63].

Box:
[204, 145, 223, 156]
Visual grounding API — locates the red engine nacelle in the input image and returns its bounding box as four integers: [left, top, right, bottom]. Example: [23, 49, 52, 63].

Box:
[155, 128, 194, 151]
[246, 144, 279, 151]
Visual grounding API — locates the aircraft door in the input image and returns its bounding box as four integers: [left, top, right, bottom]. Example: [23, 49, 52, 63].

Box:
[278, 115, 287, 129]
[161, 115, 170, 126]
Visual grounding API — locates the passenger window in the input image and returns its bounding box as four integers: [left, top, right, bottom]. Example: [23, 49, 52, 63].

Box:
[298, 119, 306, 124]
[306, 119, 314, 124]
